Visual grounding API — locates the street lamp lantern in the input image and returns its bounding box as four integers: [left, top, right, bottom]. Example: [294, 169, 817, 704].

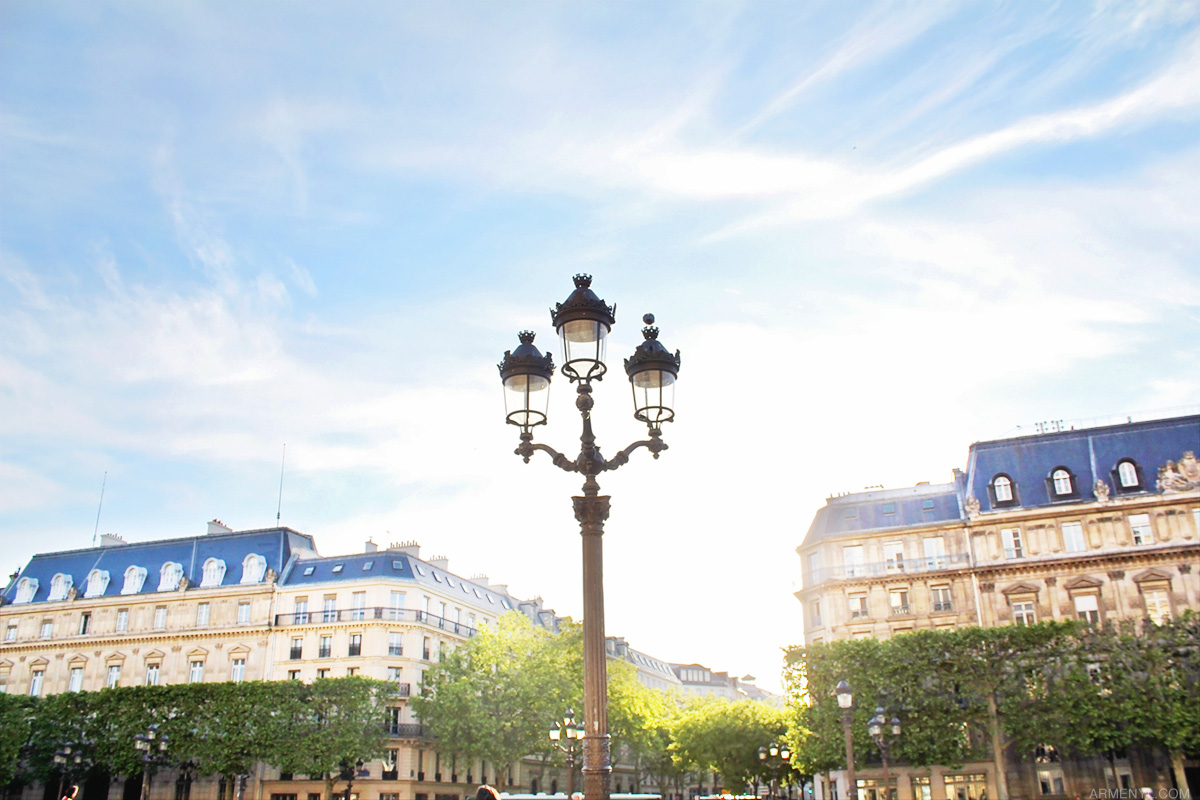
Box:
[890, 717, 901, 737]
[624, 314, 680, 428]
[500, 276, 681, 800]
[499, 331, 555, 431]
[867, 707, 901, 800]
[759, 741, 791, 799]
[836, 680, 853, 710]
[550, 708, 585, 797]
[836, 681, 856, 800]
[551, 274, 616, 382]
[868, 709, 884, 738]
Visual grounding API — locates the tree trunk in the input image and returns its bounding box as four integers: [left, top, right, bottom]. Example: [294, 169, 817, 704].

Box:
[1168, 749, 1187, 798]
[987, 693, 1010, 800]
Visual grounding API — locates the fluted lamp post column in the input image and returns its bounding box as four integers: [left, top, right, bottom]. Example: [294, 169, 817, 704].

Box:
[836, 681, 856, 800]
[499, 275, 681, 800]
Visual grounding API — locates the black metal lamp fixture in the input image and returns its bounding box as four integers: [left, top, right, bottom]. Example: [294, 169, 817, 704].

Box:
[758, 742, 792, 799]
[134, 724, 170, 800]
[498, 275, 681, 800]
[867, 707, 901, 800]
[549, 708, 586, 798]
[835, 681, 856, 800]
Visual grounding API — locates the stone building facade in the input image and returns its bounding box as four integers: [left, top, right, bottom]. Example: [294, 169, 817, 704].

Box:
[795, 414, 1200, 800]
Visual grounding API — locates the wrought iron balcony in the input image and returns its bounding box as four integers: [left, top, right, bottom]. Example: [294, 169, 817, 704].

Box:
[388, 723, 427, 739]
[274, 607, 477, 637]
[808, 552, 970, 586]
[933, 601, 954, 612]
[889, 604, 911, 616]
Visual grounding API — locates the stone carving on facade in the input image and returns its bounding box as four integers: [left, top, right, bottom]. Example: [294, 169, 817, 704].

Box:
[964, 495, 981, 519]
[1093, 479, 1111, 503]
[1044, 577, 1057, 586]
[1157, 452, 1200, 493]
[1107, 570, 1125, 581]
[980, 582, 995, 593]
[1181, 564, 1194, 574]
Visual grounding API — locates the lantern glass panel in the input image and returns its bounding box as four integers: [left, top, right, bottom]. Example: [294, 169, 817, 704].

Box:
[559, 319, 608, 380]
[503, 373, 550, 429]
[630, 368, 675, 424]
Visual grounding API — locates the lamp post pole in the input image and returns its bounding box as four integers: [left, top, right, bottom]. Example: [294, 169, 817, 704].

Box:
[867, 709, 901, 800]
[499, 275, 681, 800]
[836, 681, 856, 800]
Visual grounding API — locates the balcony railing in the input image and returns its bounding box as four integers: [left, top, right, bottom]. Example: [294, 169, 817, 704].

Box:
[889, 604, 911, 617]
[388, 723, 427, 738]
[933, 601, 954, 613]
[810, 552, 970, 586]
[850, 609, 869, 619]
[392, 682, 411, 697]
[274, 607, 477, 636]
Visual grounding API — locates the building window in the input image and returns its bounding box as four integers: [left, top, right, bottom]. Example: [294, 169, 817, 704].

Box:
[889, 589, 910, 616]
[317, 668, 329, 679]
[288, 670, 300, 680]
[146, 664, 160, 686]
[352, 592, 366, 621]
[158, 562, 183, 592]
[5, 624, 16, 642]
[389, 591, 406, 620]
[154, 606, 167, 629]
[237, 602, 251, 624]
[30, 670, 44, 697]
[189, 661, 204, 683]
[1074, 594, 1100, 624]
[290, 638, 303, 660]
[349, 634, 362, 657]
[117, 609, 129, 631]
[1144, 589, 1171, 624]
[323, 597, 337, 623]
[121, 565, 147, 595]
[423, 636, 431, 660]
[197, 603, 211, 626]
[1061, 522, 1085, 553]
[14, 577, 39, 604]
[1001, 528, 1023, 559]
[849, 595, 868, 620]
[924, 537, 946, 570]
[809, 600, 821, 628]
[106, 665, 121, 688]
[84, 569, 111, 598]
[240, 553, 267, 584]
[1037, 769, 1065, 796]
[41, 619, 53, 638]
[389, 632, 404, 656]
[1116, 460, 1140, 489]
[884, 542, 904, 572]
[1050, 468, 1074, 497]
[1012, 601, 1037, 626]
[79, 613, 91, 635]
[807, 552, 821, 580]
[231, 658, 246, 683]
[200, 558, 226, 588]
[991, 474, 1015, 504]
[1129, 514, 1153, 545]
[932, 586, 953, 613]
[295, 598, 309, 624]
[69, 667, 84, 692]
[843, 545, 865, 577]
[331, 564, 344, 574]
[319, 635, 332, 659]
[387, 666, 403, 682]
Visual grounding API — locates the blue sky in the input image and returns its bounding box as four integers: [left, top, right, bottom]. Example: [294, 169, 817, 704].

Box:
[3, 1, 1199, 692]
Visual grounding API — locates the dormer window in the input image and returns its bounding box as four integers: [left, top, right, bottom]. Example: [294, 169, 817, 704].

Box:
[14, 577, 39, 604]
[121, 566, 147, 595]
[84, 569, 110, 598]
[240, 553, 266, 585]
[1052, 469, 1072, 496]
[158, 562, 183, 592]
[1114, 460, 1142, 491]
[200, 558, 226, 588]
[990, 474, 1018, 506]
[48, 573, 73, 602]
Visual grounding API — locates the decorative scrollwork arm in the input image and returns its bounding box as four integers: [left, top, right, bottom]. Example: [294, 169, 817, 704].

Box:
[515, 432, 580, 472]
[601, 428, 668, 471]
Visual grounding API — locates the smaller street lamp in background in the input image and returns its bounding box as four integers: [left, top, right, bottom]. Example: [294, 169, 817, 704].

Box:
[339, 759, 365, 800]
[134, 724, 170, 800]
[549, 708, 586, 798]
[867, 708, 901, 800]
[53, 743, 84, 800]
[836, 681, 856, 800]
[757, 742, 792, 799]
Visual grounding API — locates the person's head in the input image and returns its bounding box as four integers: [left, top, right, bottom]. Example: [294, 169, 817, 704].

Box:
[475, 786, 500, 800]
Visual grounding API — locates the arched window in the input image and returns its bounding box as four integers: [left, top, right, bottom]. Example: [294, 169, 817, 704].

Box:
[121, 565, 147, 595]
[1117, 460, 1139, 489]
[993, 475, 1013, 502]
[14, 577, 39, 604]
[1052, 468, 1073, 496]
[200, 558, 226, 588]
[240, 553, 266, 585]
[84, 569, 110, 598]
[48, 573, 74, 602]
[158, 562, 183, 592]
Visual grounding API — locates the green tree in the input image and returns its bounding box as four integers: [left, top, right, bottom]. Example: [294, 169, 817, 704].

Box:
[0, 694, 36, 789]
[672, 696, 786, 791]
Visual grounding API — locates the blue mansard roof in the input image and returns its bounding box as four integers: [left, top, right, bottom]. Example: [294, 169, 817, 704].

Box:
[800, 413, 1199, 549]
[3, 527, 315, 605]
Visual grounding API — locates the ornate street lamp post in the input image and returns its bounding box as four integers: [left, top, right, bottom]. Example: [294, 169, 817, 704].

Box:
[499, 275, 681, 800]
[134, 724, 170, 800]
[867, 708, 901, 800]
[758, 742, 792, 799]
[53, 743, 84, 800]
[836, 681, 856, 800]
[550, 708, 586, 797]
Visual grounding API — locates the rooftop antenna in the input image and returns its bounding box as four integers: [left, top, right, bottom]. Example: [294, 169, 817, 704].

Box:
[276, 444, 287, 524]
[91, 472, 107, 547]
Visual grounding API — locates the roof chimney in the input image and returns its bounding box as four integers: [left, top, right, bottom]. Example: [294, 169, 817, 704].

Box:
[207, 519, 233, 535]
[389, 540, 420, 558]
[100, 533, 127, 547]
[365, 539, 378, 554]
[429, 555, 450, 572]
